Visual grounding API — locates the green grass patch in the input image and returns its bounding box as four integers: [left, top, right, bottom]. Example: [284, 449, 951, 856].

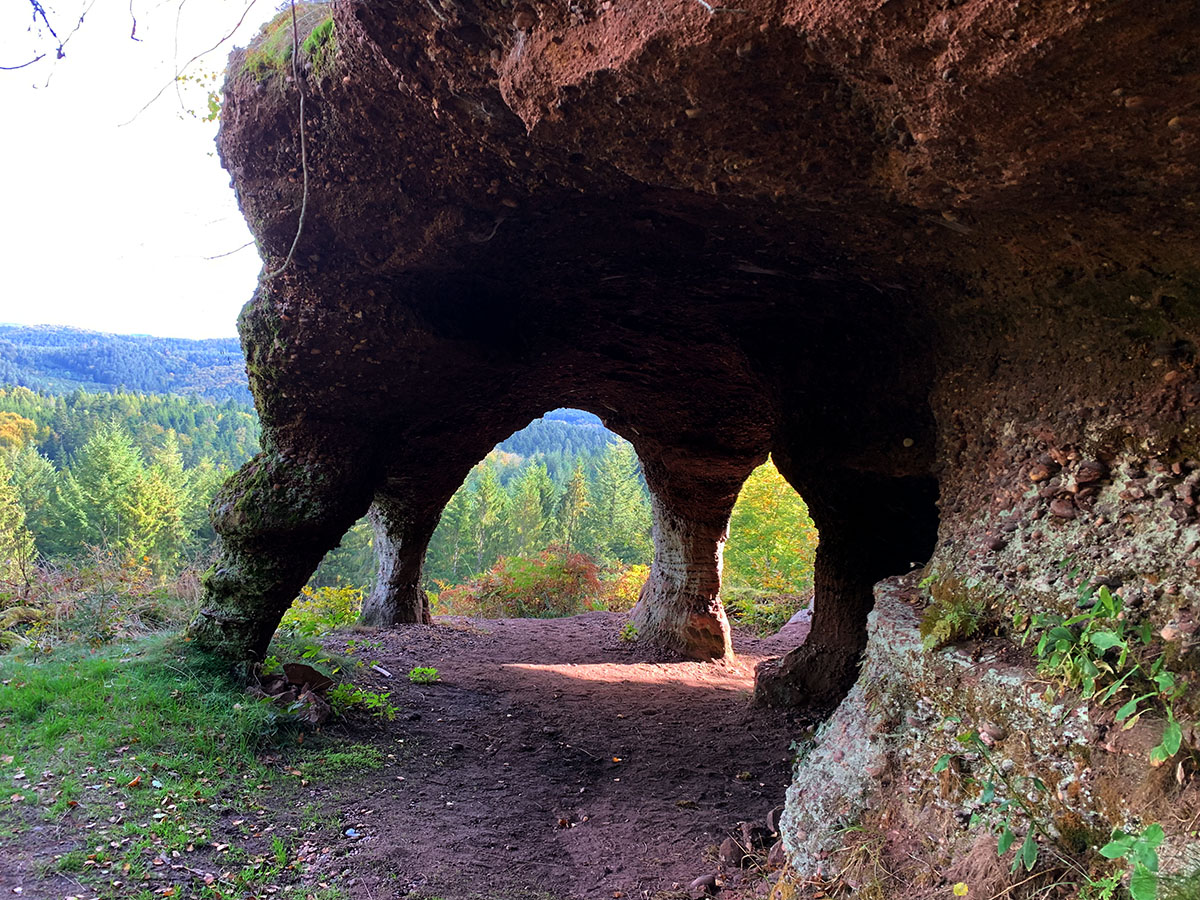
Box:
[0, 634, 279, 789]
[300, 743, 385, 778]
[241, 4, 335, 81]
[724, 586, 809, 635]
[0, 633, 324, 896]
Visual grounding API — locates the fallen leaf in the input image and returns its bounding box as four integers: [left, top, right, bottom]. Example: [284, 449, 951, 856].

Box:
[127, 775, 141, 788]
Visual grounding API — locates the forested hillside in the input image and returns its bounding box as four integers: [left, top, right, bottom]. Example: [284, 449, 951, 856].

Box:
[0, 387, 259, 471]
[0, 325, 252, 404]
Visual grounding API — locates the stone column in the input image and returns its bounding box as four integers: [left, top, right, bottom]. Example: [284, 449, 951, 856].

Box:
[189, 439, 377, 661]
[358, 499, 436, 626]
[630, 453, 762, 659]
[754, 463, 939, 706]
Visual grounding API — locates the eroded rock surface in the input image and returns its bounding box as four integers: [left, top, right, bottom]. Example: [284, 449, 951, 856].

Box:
[193, 0, 1198, 726]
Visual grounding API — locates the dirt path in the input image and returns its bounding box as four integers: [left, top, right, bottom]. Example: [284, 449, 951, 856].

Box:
[313, 610, 812, 900]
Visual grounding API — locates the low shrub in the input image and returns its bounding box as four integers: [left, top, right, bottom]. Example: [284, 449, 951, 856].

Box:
[434, 546, 645, 619]
[0, 555, 203, 650]
[919, 574, 993, 650]
[725, 586, 810, 635]
[279, 584, 362, 637]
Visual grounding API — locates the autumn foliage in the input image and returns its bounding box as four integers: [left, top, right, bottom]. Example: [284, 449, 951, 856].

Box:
[434, 546, 647, 619]
[722, 457, 818, 631]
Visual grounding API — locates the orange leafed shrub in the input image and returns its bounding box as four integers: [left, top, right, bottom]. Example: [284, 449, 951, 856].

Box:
[434, 546, 646, 619]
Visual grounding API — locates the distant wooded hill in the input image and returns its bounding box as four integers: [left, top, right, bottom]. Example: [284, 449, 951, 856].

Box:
[0, 324, 252, 404]
[0, 324, 623, 478]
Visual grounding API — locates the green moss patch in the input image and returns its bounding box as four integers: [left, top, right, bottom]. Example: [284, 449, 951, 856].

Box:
[242, 4, 335, 81]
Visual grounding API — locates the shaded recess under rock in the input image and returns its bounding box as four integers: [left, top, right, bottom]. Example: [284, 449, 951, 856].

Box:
[187, 0, 1200, 886]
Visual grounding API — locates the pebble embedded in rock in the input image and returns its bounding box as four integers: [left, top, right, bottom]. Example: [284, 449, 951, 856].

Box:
[1049, 498, 1077, 518]
[984, 535, 1007, 552]
[1076, 459, 1107, 484]
[979, 722, 1006, 745]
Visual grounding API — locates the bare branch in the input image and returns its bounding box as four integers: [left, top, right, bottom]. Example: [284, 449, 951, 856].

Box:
[119, 0, 263, 125]
[204, 240, 256, 261]
[4, 0, 99, 72]
[29, 1, 62, 46]
[0, 53, 47, 71]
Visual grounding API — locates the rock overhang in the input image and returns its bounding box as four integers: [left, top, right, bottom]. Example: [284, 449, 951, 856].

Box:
[196, 0, 1198, 693]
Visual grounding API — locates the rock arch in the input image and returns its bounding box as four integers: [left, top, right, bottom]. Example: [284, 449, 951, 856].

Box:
[190, 0, 1200, 711]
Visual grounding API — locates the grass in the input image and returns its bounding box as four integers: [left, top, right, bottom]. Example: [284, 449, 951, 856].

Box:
[241, 4, 335, 81]
[0, 634, 279, 794]
[0, 633, 338, 898]
[300, 743, 385, 777]
[724, 586, 809, 634]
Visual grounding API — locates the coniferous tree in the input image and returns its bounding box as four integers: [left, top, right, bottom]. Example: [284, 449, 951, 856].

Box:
[0, 460, 35, 580]
[144, 431, 193, 570]
[4, 443, 57, 554]
[587, 441, 651, 563]
[508, 462, 555, 558]
[555, 463, 590, 553]
[48, 420, 173, 561]
[425, 487, 474, 585]
[470, 465, 508, 571]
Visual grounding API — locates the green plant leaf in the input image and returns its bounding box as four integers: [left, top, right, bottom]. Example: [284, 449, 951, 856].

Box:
[932, 754, 952, 774]
[1098, 837, 1132, 859]
[1141, 823, 1165, 850]
[1089, 631, 1124, 651]
[1159, 719, 1183, 757]
[997, 827, 1016, 855]
[1154, 671, 1176, 692]
[1020, 831, 1038, 871]
[1129, 863, 1158, 900]
[1082, 674, 1097, 698]
[1099, 672, 1133, 704]
[1115, 697, 1141, 722]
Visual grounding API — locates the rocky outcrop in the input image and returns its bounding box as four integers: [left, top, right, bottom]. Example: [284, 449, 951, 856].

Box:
[192, 0, 1197, 757]
[783, 575, 1200, 893]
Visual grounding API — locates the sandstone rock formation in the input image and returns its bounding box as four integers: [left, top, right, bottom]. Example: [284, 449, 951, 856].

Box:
[190, 0, 1199, 729]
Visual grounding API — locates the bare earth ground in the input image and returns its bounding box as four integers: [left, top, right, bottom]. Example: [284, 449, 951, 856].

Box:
[313, 611, 812, 900]
[0, 611, 812, 900]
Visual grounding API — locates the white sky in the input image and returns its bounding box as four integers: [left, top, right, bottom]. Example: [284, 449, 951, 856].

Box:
[0, 0, 283, 338]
